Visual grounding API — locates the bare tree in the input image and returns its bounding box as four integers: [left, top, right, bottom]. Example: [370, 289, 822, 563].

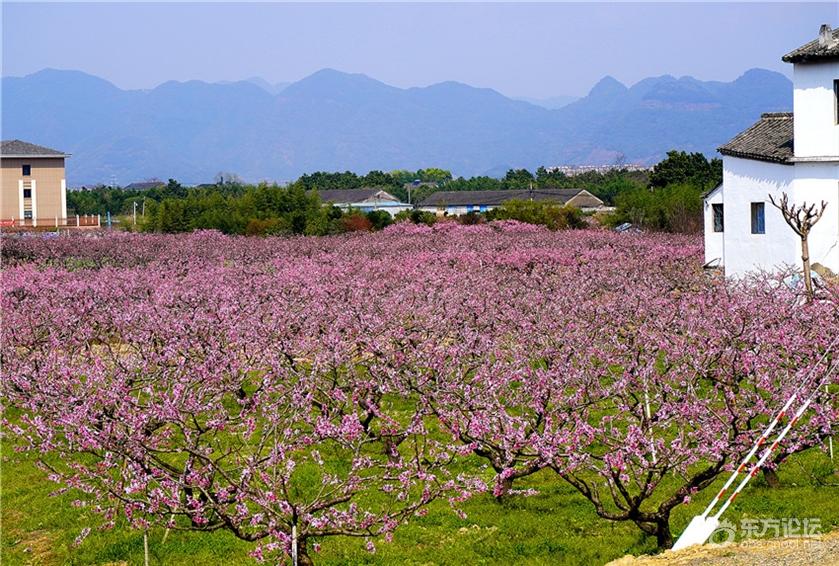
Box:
[768, 192, 828, 302]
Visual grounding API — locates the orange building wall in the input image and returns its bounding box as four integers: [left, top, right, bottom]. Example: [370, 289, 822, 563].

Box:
[1, 157, 66, 221]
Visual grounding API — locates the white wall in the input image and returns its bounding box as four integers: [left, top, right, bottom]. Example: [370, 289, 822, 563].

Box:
[336, 203, 412, 217]
[793, 162, 839, 273]
[793, 61, 839, 158]
[418, 205, 494, 217]
[721, 156, 797, 276]
[703, 185, 724, 266]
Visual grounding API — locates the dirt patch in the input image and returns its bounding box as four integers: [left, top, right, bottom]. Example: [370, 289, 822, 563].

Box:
[3, 508, 60, 565]
[607, 529, 839, 566]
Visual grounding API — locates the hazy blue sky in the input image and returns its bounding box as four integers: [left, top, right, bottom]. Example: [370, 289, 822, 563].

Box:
[3, 2, 837, 98]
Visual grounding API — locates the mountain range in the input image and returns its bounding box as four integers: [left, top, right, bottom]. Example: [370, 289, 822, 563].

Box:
[1, 68, 792, 185]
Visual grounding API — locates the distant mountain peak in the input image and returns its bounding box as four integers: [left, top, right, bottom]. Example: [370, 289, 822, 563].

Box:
[733, 67, 791, 86]
[282, 68, 399, 100]
[298, 68, 380, 84]
[588, 75, 628, 98]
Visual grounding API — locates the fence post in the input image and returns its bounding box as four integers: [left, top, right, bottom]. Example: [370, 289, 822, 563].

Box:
[97, 214, 101, 227]
[55, 216, 58, 227]
[76, 214, 80, 227]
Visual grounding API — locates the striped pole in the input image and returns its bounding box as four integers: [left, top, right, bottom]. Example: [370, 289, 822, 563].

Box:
[713, 394, 815, 520]
[698, 393, 797, 519]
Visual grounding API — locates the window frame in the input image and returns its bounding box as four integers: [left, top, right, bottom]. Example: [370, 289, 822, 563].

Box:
[712, 203, 724, 233]
[834, 79, 839, 125]
[750, 202, 766, 235]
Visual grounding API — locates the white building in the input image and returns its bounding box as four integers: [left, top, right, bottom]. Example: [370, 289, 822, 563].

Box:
[313, 188, 412, 217]
[704, 24, 839, 276]
[418, 188, 605, 217]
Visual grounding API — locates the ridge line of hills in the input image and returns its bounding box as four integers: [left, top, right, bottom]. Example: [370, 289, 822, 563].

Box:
[1, 67, 792, 184]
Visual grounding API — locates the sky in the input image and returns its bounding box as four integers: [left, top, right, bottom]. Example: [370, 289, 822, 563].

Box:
[2, 2, 838, 99]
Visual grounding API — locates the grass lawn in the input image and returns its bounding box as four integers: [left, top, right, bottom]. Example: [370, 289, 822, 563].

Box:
[3, 439, 838, 566]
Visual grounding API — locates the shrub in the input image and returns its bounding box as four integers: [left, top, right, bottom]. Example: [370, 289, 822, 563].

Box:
[394, 209, 437, 226]
[365, 210, 393, 231]
[487, 200, 585, 230]
[458, 212, 485, 225]
[341, 213, 374, 232]
[612, 183, 703, 233]
[245, 217, 283, 236]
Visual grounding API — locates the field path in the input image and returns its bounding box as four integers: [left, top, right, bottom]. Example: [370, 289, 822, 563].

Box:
[607, 529, 839, 566]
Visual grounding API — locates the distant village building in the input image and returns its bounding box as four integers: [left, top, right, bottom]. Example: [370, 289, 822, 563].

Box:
[1, 140, 69, 227]
[418, 188, 605, 216]
[314, 188, 412, 217]
[704, 24, 839, 276]
[546, 164, 651, 176]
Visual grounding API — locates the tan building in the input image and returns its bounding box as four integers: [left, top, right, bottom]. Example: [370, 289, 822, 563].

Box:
[1, 140, 69, 226]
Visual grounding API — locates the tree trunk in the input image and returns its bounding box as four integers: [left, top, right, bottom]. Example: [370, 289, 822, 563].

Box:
[494, 476, 515, 500]
[762, 467, 781, 488]
[297, 539, 315, 566]
[801, 236, 814, 302]
[654, 517, 673, 550]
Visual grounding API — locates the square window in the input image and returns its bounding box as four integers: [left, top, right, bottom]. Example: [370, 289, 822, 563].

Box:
[23, 210, 33, 219]
[751, 202, 765, 234]
[23, 188, 32, 199]
[712, 203, 724, 233]
[22, 164, 31, 176]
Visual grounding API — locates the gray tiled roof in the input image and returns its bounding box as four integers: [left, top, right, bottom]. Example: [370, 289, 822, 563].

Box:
[420, 188, 597, 207]
[782, 24, 839, 63]
[718, 113, 794, 165]
[313, 188, 400, 204]
[0, 139, 67, 157]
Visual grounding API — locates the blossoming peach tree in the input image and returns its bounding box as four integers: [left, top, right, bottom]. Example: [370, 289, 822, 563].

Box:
[3, 224, 836, 562]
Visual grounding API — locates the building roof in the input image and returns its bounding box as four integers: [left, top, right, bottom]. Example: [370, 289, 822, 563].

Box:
[717, 113, 794, 165]
[701, 183, 723, 199]
[782, 24, 839, 63]
[314, 188, 401, 204]
[0, 139, 68, 158]
[419, 188, 603, 208]
[124, 181, 166, 191]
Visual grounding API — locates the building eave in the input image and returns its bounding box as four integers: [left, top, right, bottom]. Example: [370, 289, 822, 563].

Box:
[1, 153, 70, 159]
[782, 54, 839, 64]
[702, 183, 723, 200]
[718, 149, 794, 166]
[789, 156, 839, 163]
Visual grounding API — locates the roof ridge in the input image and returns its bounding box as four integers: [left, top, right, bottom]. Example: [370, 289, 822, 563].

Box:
[718, 113, 794, 165]
[0, 139, 67, 157]
[761, 112, 793, 119]
[782, 24, 839, 63]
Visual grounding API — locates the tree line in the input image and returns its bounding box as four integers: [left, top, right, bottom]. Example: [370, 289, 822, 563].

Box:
[66, 151, 721, 234]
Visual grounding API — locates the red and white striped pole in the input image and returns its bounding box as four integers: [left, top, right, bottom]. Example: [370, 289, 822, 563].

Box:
[697, 393, 798, 521]
[712, 394, 815, 520]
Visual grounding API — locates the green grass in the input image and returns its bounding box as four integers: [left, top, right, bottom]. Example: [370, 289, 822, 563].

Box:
[3, 440, 838, 566]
